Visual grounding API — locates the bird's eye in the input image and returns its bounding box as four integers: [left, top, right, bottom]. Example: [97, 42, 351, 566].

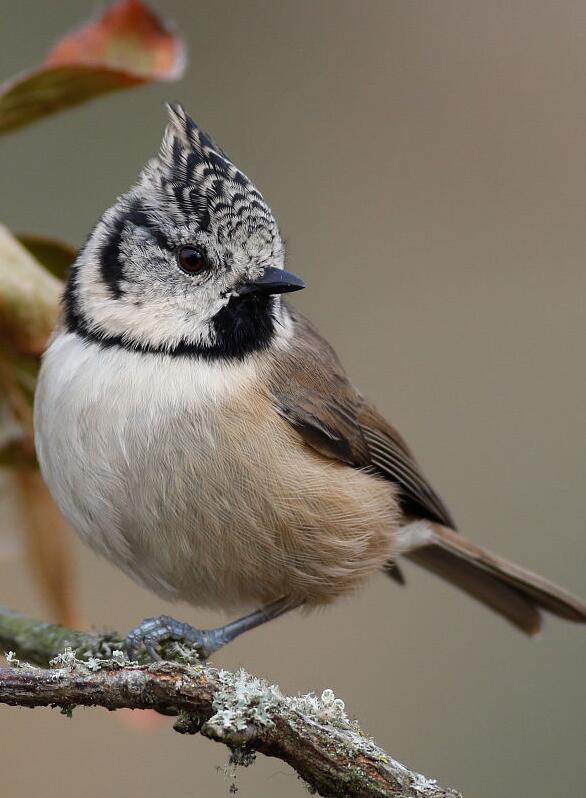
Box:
[177, 245, 208, 274]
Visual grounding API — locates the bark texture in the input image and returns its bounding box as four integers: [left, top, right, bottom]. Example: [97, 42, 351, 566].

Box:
[0, 606, 461, 798]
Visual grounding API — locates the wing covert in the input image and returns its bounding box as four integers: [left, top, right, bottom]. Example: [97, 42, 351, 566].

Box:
[269, 307, 455, 529]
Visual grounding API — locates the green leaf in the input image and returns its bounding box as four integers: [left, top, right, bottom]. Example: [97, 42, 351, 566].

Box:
[17, 235, 77, 281]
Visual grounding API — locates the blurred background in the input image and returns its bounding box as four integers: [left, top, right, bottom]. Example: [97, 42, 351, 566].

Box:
[1, 1, 585, 795]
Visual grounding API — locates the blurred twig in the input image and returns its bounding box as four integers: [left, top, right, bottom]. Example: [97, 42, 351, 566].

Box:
[12, 473, 77, 626]
[0, 606, 461, 798]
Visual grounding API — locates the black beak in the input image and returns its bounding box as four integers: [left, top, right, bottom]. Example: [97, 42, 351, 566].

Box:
[237, 267, 305, 296]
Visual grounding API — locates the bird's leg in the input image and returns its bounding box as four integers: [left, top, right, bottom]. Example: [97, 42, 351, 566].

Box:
[125, 596, 298, 661]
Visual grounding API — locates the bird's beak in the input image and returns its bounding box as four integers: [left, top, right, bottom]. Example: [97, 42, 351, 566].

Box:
[237, 267, 305, 296]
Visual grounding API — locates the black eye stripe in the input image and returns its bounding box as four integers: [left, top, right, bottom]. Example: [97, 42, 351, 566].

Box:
[125, 202, 171, 251]
[98, 199, 177, 301]
[99, 213, 126, 299]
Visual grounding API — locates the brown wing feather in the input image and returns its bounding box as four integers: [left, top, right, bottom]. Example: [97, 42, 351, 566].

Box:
[269, 308, 586, 630]
[270, 309, 454, 526]
[407, 524, 586, 632]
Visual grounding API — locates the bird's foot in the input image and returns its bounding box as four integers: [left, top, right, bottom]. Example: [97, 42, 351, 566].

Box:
[125, 599, 298, 663]
[125, 615, 223, 662]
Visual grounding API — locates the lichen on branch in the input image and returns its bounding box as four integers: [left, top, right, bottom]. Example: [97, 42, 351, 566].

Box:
[0, 606, 461, 798]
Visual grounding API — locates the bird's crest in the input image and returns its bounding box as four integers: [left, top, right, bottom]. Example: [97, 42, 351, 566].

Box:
[147, 103, 277, 242]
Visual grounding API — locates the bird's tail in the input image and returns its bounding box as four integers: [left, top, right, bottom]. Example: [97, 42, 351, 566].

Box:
[396, 521, 586, 634]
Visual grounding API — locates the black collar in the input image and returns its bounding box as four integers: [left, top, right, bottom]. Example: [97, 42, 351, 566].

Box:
[64, 280, 278, 361]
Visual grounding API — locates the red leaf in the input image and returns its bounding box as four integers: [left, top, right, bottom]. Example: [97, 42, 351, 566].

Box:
[0, 0, 186, 135]
[45, 0, 185, 79]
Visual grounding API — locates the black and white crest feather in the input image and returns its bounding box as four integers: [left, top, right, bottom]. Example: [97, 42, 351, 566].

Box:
[149, 103, 280, 247]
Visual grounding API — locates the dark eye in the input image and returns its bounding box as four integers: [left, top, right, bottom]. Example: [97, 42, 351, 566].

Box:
[177, 245, 208, 274]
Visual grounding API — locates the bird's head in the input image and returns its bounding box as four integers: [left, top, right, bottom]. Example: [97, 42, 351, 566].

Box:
[64, 103, 304, 358]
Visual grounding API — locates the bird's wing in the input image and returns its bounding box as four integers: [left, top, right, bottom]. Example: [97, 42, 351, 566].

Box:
[269, 308, 586, 633]
[269, 308, 455, 528]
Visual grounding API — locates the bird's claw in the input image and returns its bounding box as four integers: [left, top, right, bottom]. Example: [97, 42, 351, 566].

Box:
[125, 615, 219, 662]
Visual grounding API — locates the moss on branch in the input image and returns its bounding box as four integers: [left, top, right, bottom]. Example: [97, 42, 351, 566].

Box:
[0, 606, 461, 798]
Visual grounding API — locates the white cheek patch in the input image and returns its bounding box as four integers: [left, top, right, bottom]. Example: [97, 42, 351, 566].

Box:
[75, 232, 232, 350]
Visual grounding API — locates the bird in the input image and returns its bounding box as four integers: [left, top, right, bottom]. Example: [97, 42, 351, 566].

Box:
[34, 103, 586, 659]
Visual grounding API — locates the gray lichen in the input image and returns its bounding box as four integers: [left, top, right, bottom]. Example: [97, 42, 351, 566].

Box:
[5, 651, 20, 667]
[208, 668, 282, 733]
[203, 666, 373, 759]
[288, 687, 351, 727]
[48, 646, 138, 672]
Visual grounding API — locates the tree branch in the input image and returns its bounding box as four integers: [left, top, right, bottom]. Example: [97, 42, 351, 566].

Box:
[0, 607, 461, 798]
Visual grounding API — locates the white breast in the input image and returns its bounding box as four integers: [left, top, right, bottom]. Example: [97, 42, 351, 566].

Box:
[35, 331, 397, 612]
[34, 332, 261, 606]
